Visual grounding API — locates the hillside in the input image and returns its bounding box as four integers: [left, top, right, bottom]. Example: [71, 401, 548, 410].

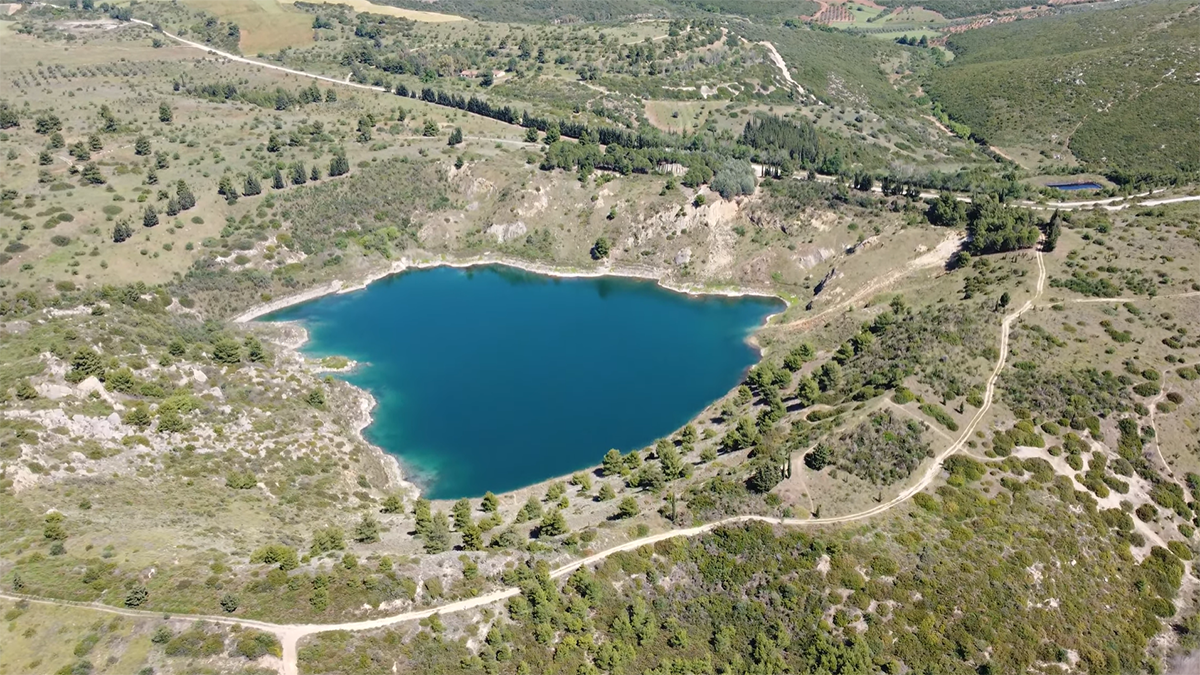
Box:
[925, 0, 1200, 178]
[1, 1, 1199, 675]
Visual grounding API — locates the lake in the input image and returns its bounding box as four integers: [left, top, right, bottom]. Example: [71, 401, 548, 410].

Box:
[264, 265, 783, 499]
[1047, 182, 1103, 191]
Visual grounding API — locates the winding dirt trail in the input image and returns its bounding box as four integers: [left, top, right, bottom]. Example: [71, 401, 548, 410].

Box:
[2, 253, 1048, 675]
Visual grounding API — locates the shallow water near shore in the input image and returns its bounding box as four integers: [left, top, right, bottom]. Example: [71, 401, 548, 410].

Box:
[264, 265, 783, 499]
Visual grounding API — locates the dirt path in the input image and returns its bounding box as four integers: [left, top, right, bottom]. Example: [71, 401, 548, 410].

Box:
[756, 40, 807, 97]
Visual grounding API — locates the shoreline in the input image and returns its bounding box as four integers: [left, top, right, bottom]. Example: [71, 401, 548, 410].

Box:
[242, 253, 789, 502]
[232, 254, 789, 324]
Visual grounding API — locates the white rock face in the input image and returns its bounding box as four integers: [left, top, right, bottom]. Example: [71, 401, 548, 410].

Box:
[192, 368, 208, 384]
[486, 221, 527, 243]
[674, 248, 692, 266]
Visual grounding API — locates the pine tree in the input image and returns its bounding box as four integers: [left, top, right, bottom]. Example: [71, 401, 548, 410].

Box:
[310, 165, 320, 181]
[217, 174, 235, 198]
[134, 135, 151, 156]
[166, 197, 180, 216]
[290, 162, 307, 185]
[243, 173, 261, 196]
[272, 168, 285, 189]
[481, 491, 499, 512]
[146, 166, 158, 185]
[176, 180, 196, 210]
[80, 162, 105, 184]
[448, 126, 463, 146]
[159, 102, 172, 123]
[143, 205, 158, 228]
[112, 218, 133, 243]
[328, 152, 349, 177]
[267, 133, 281, 153]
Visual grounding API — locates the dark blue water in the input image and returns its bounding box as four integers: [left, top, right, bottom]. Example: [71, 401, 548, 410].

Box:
[264, 265, 782, 499]
[1048, 182, 1103, 191]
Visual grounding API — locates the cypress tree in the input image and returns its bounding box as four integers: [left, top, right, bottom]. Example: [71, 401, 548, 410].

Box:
[243, 173, 262, 196]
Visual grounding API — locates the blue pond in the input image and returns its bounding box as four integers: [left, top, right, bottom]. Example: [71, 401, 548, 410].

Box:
[264, 265, 783, 499]
[1048, 182, 1103, 191]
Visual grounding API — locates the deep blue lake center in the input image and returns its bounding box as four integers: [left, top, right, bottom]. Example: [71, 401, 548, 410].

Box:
[264, 265, 782, 499]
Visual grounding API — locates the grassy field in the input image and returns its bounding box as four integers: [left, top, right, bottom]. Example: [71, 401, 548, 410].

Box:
[177, 0, 316, 52]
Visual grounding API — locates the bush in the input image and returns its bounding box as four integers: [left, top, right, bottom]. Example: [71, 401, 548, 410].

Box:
[124, 585, 148, 607]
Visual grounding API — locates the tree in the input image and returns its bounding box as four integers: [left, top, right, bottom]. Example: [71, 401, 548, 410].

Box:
[524, 127, 538, 143]
[112, 218, 133, 243]
[124, 585, 149, 607]
[328, 152, 349, 177]
[615, 497, 639, 519]
[422, 119, 438, 137]
[598, 483, 616, 501]
[380, 494, 404, 514]
[176, 180, 196, 210]
[34, 113, 61, 135]
[657, 440, 688, 481]
[123, 405, 152, 429]
[249, 540, 298, 566]
[165, 198, 180, 216]
[816, 362, 842, 392]
[927, 192, 967, 229]
[272, 168, 285, 190]
[452, 498, 472, 530]
[310, 526, 345, 555]
[481, 491, 499, 512]
[290, 162, 307, 186]
[80, 162, 105, 185]
[243, 173, 262, 196]
[217, 174, 236, 199]
[794, 375, 819, 408]
[545, 122, 560, 143]
[310, 165, 321, 181]
[353, 514, 380, 543]
[325, 88, 337, 102]
[602, 449, 625, 476]
[1044, 209, 1062, 252]
[805, 444, 832, 470]
[710, 159, 757, 199]
[413, 497, 433, 537]
[15, 379, 38, 400]
[460, 520, 483, 550]
[267, 133, 282, 153]
[88, 133, 102, 151]
[0, 103, 18, 129]
[538, 510, 568, 537]
[448, 127, 463, 146]
[134, 135, 151, 156]
[98, 104, 118, 132]
[142, 206, 158, 228]
[220, 593, 239, 613]
[998, 291, 1011, 310]
[424, 512, 452, 553]
[44, 512, 67, 540]
[591, 237, 611, 260]
[211, 339, 242, 365]
[145, 166, 157, 185]
[159, 102, 172, 123]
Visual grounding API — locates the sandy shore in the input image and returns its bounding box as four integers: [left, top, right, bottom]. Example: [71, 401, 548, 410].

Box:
[232, 254, 787, 324]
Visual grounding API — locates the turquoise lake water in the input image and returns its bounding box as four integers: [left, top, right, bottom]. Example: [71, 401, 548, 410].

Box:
[264, 265, 783, 499]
